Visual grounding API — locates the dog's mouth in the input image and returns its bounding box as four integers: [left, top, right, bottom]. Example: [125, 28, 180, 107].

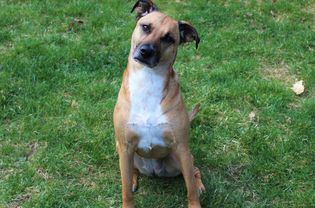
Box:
[133, 56, 159, 68]
[133, 44, 160, 68]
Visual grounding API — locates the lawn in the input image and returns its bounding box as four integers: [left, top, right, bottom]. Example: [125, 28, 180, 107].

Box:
[0, 0, 314, 207]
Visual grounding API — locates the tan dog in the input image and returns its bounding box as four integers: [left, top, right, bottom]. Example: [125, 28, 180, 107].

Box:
[113, 1, 205, 207]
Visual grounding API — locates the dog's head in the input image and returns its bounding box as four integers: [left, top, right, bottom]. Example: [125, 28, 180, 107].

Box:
[130, 0, 200, 68]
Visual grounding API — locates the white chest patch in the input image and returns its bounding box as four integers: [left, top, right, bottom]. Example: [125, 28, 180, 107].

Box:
[128, 67, 168, 152]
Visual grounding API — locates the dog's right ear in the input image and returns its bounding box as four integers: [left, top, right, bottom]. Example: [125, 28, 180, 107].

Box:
[131, 0, 158, 19]
[179, 21, 200, 49]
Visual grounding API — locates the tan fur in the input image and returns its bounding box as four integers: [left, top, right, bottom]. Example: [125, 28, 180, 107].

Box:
[114, 4, 204, 208]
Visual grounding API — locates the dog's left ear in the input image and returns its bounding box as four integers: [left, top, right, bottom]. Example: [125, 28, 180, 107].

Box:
[179, 21, 200, 49]
[131, 0, 158, 19]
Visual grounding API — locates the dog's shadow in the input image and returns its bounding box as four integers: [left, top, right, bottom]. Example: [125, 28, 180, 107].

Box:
[133, 175, 187, 207]
[133, 170, 213, 207]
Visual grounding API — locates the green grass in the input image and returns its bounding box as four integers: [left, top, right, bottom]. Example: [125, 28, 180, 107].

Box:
[0, 0, 314, 207]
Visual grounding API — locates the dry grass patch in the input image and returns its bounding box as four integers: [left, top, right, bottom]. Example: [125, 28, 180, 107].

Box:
[0, 44, 13, 55]
[270, 10, 289, 23]
[261, 64, 296, 85]
[303, 3, 315, 30]
[6, 187, 40, 208]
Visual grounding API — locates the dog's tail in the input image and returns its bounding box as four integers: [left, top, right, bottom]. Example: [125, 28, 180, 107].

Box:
[189, 104, 201, 123]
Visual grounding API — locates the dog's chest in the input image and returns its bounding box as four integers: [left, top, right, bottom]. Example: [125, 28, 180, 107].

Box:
[128, 67, 169, 155]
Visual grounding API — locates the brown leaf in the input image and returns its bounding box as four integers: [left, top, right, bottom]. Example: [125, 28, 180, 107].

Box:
[249, 111, 257, 122]
[68, 18, 84, 31]
[26, 142, 39, 161]
[71, 100, 79, 108]
[74, 18, 84, 24]
[245, 12, 253, 18]
[37, 168, 51, 180]
[194, 55, 202, 60]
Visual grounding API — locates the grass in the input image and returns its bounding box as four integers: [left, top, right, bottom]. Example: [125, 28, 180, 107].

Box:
[0, 0, 314, 207]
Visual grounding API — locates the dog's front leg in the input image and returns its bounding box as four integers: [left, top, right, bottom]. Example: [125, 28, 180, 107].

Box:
[174, 144, 201, 208]
[118, 142, 135, 208]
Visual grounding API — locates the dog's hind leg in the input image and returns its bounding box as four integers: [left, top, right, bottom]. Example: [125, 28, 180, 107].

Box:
[191, 155, 205, 195]
[193, 166, 205, 195]
[189, 104, 201, 123]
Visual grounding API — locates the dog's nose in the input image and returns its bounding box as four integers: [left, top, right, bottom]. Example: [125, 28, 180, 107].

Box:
[139, 44, 155, 58]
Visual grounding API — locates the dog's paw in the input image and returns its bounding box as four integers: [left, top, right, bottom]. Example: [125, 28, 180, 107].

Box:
[132, 168, 139, 193]
[132, 183, 138, 193]
[196, 182, 206, 196]
[188, 202, 202, 208]
[123, 203, 135, 208]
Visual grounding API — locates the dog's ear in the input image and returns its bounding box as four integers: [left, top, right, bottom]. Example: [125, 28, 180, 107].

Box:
[178, 21, 200, 49]
[131, 0, 158, 19]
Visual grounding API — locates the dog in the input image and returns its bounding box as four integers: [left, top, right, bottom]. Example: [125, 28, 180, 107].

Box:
[113, 1, 205, 207]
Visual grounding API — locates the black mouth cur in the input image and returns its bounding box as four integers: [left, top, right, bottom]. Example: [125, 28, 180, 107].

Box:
[114, 1, 205, 207]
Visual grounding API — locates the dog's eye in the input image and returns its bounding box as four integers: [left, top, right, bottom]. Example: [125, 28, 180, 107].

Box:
[161, 33, 175, 44]
[141, 24, 151, 33]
